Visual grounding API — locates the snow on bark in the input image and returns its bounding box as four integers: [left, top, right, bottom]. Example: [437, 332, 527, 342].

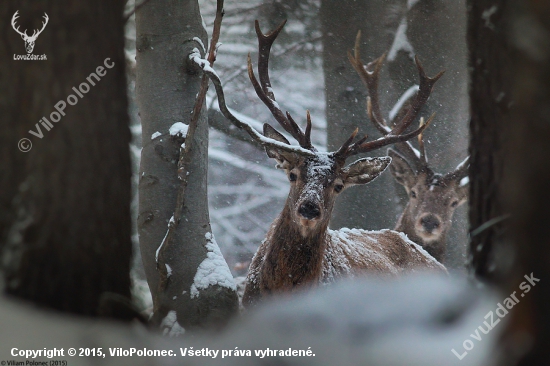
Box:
[190, 232, 236, 298]
[169, 122, 188, 138]
[151, 131, 162, 140]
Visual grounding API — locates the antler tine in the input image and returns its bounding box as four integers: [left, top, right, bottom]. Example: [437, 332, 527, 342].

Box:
[417, 118, 428, 165]
[254, 19, 286, 99]
[305, 110, 312, 148]
[248, 20, 310, 149]
[444, 156, 470, 182]
[203, 61, 315, 158]
[354, 112, 435, 155]
[334, 128, 360, 159]
[391, 56, 445, 136]
[347, 31, 388, 135]
[11, 11, 27, 37]
[36, 13, 49, 36]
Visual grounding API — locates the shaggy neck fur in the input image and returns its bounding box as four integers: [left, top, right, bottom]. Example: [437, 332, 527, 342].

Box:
[395, 203, 447, 262]
[259, 198, 330, 294]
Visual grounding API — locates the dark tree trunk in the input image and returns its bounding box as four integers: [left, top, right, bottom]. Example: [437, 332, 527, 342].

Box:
[320, 0, 405, 231]
[0, 2, 132, 317]
[467, 0, 511, 282]
[136, 0, 238, 330]
[502, 1, 550, 364]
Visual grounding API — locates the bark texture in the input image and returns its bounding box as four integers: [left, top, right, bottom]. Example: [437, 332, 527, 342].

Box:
[467, 0, 511, 281]
[136, 0, 237, 330]
[503, 1, 550, 364]
[0, 2, 132, 317]
[320, 0, 405, 231]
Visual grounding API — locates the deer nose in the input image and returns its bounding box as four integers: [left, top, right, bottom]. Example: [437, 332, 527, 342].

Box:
[298, 201, 321, 220]
[421, 215, 440, 233]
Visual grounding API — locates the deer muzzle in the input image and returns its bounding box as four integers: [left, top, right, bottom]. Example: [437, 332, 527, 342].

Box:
[298, 201, 321, 220]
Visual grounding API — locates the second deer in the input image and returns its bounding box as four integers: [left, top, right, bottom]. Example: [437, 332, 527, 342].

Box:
[204, 21, 447, 307]
[348, 34, 469, 264]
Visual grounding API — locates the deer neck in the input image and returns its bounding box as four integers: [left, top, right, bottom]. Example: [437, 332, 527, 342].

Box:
[395, 203, 447, 262]
[259, 200, 329, 293]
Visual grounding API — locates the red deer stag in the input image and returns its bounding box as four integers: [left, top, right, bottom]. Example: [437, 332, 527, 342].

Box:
[348, 35, 469, 264]
[202, 21, 446, 307]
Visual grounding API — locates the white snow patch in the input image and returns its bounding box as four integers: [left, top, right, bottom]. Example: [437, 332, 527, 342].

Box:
[190, 232, 236, 298]
[389, 85, 419, 121]
[151, 131, 162, 140]
[192, 36, 206, 53]
[169, 122, 188, 138]
[460, 176, 469, 187]
[388, 18, 415, 61]
[161, 310, 185, 337]
[165, 264, 172, 278]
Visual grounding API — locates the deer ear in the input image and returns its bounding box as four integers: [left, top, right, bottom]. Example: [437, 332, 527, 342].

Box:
[343, 156, 391, 186]
[455, 176, 469, 206]
[388, 149, 417, 190]
[263, 124, 298, 168]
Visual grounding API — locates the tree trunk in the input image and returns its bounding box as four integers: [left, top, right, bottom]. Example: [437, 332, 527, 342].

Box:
[502, 1, 550, 364]
[0, 2, 132, 317]
[320, 0, 405, 231]
[136, 0, 238, 330]
[467, 0, 511, 281]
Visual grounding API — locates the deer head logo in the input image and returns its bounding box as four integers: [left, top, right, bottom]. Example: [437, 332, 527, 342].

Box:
[11, 11, 49, 54]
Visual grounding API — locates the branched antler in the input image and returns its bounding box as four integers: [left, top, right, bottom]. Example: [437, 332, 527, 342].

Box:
[247, 20, 314, 150]
[340, 30, 445, 163]
[11, 11, 48, 40]
[205, 22, 445, 165]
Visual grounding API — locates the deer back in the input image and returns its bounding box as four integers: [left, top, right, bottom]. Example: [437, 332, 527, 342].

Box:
[323, 229, 446, 282]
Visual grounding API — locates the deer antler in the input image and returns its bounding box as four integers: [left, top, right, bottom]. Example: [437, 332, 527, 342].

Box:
[200, 20, 316, 158]
[11, 11, 48, 40]
[337, 30, 444, 163]
[30, 13, 49, 40]
[247, 20, 314, 151]
[443, 156, 470, 183]
[11, 11, 27, 38]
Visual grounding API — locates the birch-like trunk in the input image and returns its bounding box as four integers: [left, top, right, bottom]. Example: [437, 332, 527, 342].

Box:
[136, 0, 237, 330]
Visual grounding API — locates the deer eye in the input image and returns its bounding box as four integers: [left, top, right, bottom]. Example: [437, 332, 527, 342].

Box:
[334, 184, 344, 193]
[410, 190, 417, 199]
[451, 200, 459, 207]
[289, 172, 297, 182]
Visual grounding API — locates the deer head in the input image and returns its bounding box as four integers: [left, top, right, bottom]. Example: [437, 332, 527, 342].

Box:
[11, 11, 49, 54]
[388, 140, 469, 245]
[263, 122, 390, 236]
